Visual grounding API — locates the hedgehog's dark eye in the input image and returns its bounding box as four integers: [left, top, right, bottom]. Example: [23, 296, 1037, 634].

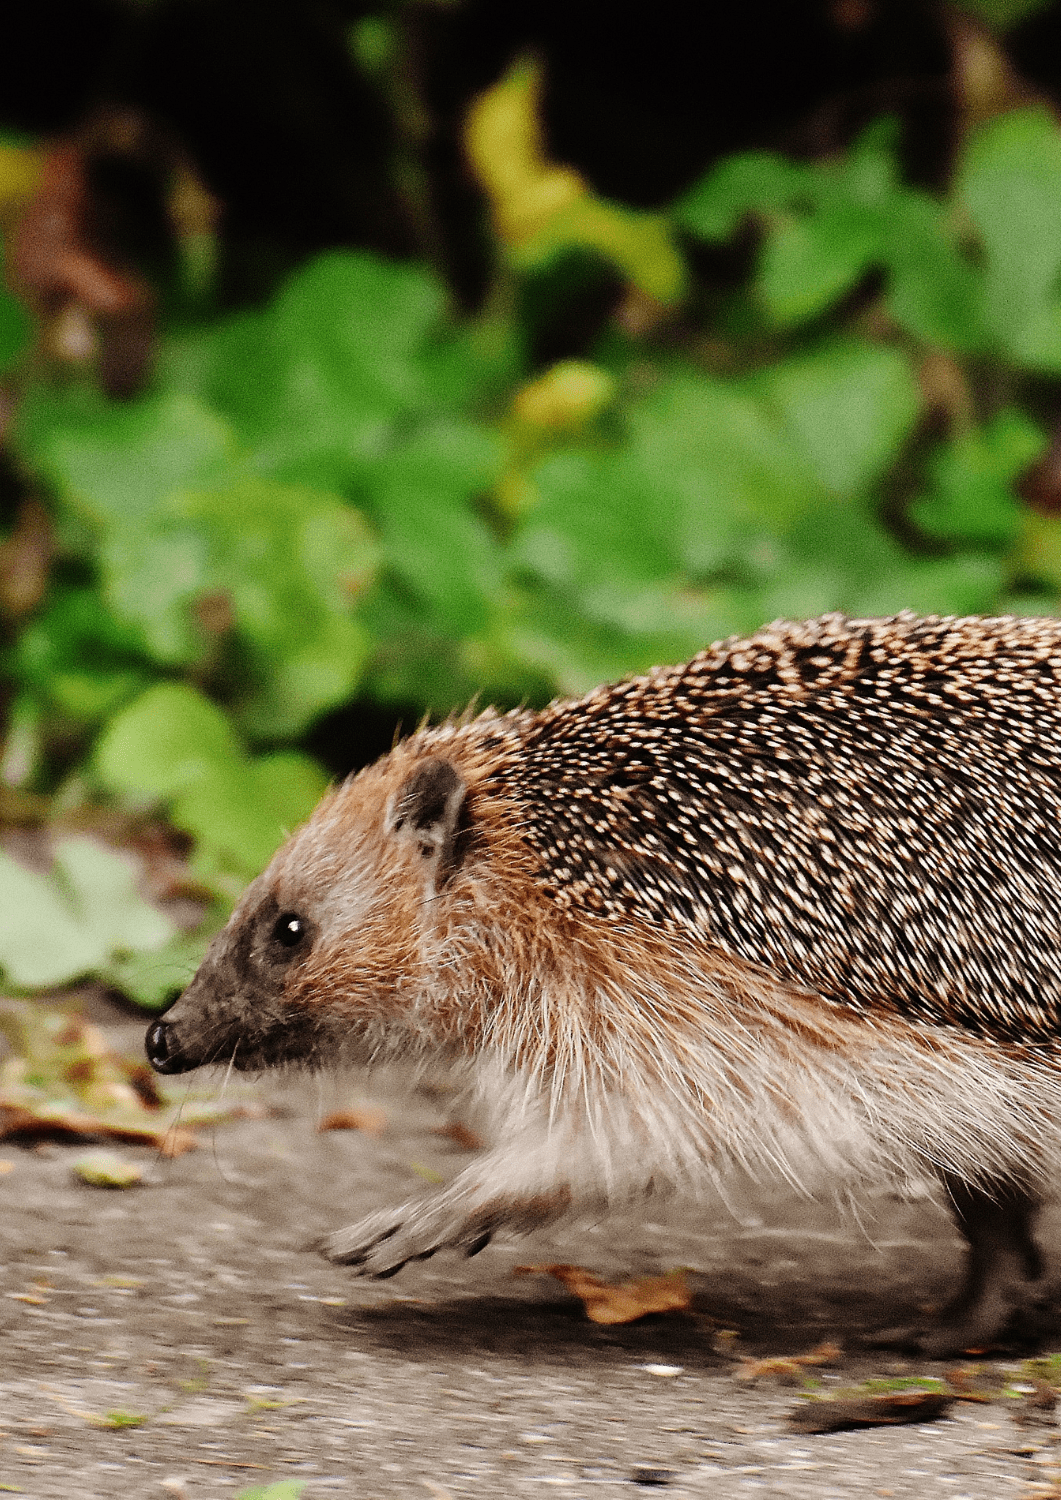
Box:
[272, 913, 308, 949]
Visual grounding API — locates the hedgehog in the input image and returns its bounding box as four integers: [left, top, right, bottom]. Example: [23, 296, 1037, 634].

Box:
[146, 611, 1061, 1354]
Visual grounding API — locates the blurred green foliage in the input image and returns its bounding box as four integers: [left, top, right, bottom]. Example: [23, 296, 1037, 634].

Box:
[4, 99, 1061, 1000]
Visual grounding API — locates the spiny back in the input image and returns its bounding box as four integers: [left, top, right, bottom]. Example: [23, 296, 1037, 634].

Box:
[481, 612, 1061, 1047]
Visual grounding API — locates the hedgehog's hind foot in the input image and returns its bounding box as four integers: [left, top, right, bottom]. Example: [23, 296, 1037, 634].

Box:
[871, 1174, 1054, 1357]
[870, 1292, 1054, 1359]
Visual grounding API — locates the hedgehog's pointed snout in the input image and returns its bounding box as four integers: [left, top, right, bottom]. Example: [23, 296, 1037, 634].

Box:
[145, 1019, 196, 1075]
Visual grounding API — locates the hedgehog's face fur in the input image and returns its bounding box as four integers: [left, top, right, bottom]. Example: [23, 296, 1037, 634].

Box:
[146, 753, 468, 1075]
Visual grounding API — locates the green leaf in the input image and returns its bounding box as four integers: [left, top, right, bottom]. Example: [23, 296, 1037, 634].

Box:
[369, 421, 503, 634]
[682, 118, 982, 348]
[852, 552, 1006, 618]
[509, 578, 749, 697]
[0, 836, 176, 991]
[54, 837, 176, 953]
[759, 203, 882, 324]
[171, 751, 327, 877]
[911, 409, 1046, 548]
[763, 496, 908, 615]
[102, 923, 215, 1010]
[778, 496, 1005, 619]
[518, 448, 681, 631]
[1018, 511, 1061, 590]
[103, 521, 209, 666]
[235, 1482, 306, 1500]
[421, 315, 526, 408]
[753, 341, 921, 495]
[100, 478, 378, 733]
[528, 196, 687, 304]
[179, 479, 376, 734]
[236, 609, 372, 742]
[840, 118, 902, 206]
[183, 251, 451, 489]
[11, 586, 151, 723]
[626, 373, 822, 574]
[960, 108, 1061, 370]
[253, 753, 332, 835]
[0, 283, 30, 373]
[95, 684, 328, 879]
[359, 575, 491, 712]
[962, 0, 1054, 28]
[514, 356, 910, 661]
[274, 251, 445, 402]
[95, 682, 242, 799]
[28, 390, 239, 526]
[884, 194, 984, 351]
[673, 151, 815, 239]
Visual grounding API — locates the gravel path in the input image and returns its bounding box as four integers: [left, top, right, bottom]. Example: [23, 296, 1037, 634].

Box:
[1, 1008, 1059, 1499]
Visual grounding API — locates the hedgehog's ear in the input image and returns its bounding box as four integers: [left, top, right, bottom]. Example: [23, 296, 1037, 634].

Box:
[388, 757, 467, 876]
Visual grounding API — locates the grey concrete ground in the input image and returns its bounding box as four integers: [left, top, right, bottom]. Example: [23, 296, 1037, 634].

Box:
[1, 1009, 1059, 1499]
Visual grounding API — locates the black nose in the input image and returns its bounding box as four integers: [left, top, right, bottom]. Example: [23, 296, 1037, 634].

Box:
[145, 1020, 194, 1075]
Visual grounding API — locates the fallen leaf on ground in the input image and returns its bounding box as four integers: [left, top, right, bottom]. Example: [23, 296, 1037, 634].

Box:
[0, 998, 252, 1155]
[97, 1410, 147, 1428]
[513, 1264, 691, 1324]
[788, 1390, 956, 1433]
[72, 1149, 144, 1187]
[944, 1363, 1004, 1403]
[1, 1000, 152, 1113]
[0, 1103, 197, 1156]
[1012, 1378, 1059, 1425]
[317, 1107, 387, 1136]
[736, 1341, 843, 1382]
[431, 1121, 483, 1150]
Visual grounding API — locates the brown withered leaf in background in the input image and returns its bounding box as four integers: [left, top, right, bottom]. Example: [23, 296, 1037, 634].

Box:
[0, 499, 53, 619]
[431, 1120, 483, 1150]
[513, 1264, 691, 1324]
[317, 1106, 387, 1137]
[1018, 421, 1061, 516]
[4, 105, 212, 398]
[736, 1341, 843, 1383]
[193, 588, 236, 639]
[10, 142, 152, 314]
[787, 1390, 955, 1434]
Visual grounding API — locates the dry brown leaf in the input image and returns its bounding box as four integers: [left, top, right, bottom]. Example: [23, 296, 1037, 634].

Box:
[944, 1364, 1004, 1403]
[0, 499, 53, 618]
[0, 1103, 197, 1156]
[317, 1107, 387, 1137]
[513, 1264, 691, 1325]
[788, 1390, 955, 1434]
[431, 1121, 483, 1150]
[736, 1341, 843, 1382]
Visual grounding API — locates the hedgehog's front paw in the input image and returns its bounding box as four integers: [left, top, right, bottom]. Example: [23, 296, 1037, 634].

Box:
[321, 1201, 493, 1278]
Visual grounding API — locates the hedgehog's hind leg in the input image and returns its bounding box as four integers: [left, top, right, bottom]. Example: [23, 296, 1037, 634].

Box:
[930, 1173, 1049, 1354]
[876, 1174, 1052, 1356]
